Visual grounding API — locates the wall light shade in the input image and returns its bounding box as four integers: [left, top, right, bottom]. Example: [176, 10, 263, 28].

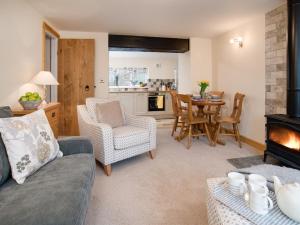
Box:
[31, 71, 59, 85]
[229, 36, 243, 48]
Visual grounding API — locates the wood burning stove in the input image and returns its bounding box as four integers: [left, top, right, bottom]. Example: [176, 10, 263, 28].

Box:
[264, 115, 300, 169]
[264, 0, 300, 168]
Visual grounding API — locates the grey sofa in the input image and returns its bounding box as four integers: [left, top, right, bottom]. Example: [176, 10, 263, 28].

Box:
[0, 107, 95, 225]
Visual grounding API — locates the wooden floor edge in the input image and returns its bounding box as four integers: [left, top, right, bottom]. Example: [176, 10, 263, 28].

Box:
[240, 135, 265, 152]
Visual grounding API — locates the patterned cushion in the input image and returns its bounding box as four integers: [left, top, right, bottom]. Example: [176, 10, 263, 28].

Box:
[0, 110, 63, 184]
[0, 106, 12, 186]
[113, 126, 149, 150]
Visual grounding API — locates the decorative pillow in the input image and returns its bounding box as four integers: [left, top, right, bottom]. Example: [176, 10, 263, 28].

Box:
[95, 101, 124, 128]
[0, 109, 63, 184]
[0, 106, 13, 186]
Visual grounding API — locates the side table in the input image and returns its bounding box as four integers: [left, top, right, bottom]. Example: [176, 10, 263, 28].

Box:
[12, 102, 60, 138]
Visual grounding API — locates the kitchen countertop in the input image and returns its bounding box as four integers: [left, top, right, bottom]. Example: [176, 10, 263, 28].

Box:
[109, 90, 175, 93]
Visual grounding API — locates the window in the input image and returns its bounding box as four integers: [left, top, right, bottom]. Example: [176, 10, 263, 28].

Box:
[109, 67, 149, 87]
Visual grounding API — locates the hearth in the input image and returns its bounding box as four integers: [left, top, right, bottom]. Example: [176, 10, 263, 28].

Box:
[264, 115, 300, 169]
[264, 0, 300, 169]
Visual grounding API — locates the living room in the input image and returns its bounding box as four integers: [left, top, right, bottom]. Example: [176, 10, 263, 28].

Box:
[1, 0, 300, 225]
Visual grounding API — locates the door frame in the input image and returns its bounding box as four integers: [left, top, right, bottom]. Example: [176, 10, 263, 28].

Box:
[42, 22, 60, 101]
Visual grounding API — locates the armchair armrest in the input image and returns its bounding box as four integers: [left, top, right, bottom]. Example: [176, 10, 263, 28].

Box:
[58, 137, 93, 156]
[126, 114, 157, 150]
[77, 105, 114, 165]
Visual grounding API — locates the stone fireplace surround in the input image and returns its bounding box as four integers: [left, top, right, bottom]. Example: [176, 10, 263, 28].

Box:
[265, 4, 288, 115]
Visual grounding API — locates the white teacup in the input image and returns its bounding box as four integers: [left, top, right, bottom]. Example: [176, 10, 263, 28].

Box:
[228, 172, 247, 196]
[248, 174, 268, 187]
[248, 183, 273, 215]
[247, 174, 269, 195]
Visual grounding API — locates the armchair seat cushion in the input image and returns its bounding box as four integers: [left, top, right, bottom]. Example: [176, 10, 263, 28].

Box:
[113, 126, 149, 150]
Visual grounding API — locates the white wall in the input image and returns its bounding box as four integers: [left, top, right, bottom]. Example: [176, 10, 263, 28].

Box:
[177, 38, 213, 94]
[0, 0, 44, 107]
[190, 38, 213, 94]
[212, 16, 265, 143]
[177, 52, 191, 94]
[59, 31, 109, 98]
[109, 52, 177, 80]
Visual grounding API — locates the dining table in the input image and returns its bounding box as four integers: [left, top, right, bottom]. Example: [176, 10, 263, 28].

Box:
[192, 98, 225, 115]
[192, 98, 226, 145]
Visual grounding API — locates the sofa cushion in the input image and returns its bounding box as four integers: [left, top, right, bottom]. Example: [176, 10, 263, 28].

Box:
[96, 101, 124, 128]
[113, 125, 149, 150]
[0, 153, 95, 225]
[0, 106, 12, 186]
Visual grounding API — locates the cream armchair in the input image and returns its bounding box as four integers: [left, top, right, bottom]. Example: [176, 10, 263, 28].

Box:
[77, 98, 157, 176]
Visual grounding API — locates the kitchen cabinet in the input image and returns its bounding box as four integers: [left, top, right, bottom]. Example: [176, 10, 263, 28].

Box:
[135, 93, 148, 115]
[120, 93, 135, 115]
[108, 91, 173, 116]
[165, 93, 172, 113]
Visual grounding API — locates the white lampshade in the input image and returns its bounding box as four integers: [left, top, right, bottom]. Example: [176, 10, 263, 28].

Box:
[31, 71, 59, 85]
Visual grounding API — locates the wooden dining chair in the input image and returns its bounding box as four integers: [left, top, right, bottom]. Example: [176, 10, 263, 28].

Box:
[170, 91, 184, 136]
[176, 94, 213, 149]
[203, 91, 224, 123]
[213, 92, 245, 148]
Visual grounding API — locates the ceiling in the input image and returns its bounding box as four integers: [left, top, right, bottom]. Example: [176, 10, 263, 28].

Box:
[27, 0, 285, 38]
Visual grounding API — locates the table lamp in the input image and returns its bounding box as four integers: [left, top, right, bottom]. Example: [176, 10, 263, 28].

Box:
[31, 71, 59, 103]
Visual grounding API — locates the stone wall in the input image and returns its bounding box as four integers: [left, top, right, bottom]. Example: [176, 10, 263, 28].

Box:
[265, 4, 288, 114]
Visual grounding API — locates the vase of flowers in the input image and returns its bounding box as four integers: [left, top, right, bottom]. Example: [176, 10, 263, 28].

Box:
[198, 80, 209, 99]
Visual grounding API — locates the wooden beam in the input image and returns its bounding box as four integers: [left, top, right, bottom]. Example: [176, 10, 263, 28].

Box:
[109, 35, 189, 53]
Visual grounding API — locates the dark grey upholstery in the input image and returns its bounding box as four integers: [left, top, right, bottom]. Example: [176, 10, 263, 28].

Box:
[58, 137, 93, 156]
[0, 137, 95, 225]
[0, 106, 13, 185]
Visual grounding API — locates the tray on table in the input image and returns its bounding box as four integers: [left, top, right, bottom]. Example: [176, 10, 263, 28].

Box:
[213, 182, 299, 225]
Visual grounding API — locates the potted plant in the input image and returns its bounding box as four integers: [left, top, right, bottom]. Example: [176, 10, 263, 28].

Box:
[198, 80, 209, 98]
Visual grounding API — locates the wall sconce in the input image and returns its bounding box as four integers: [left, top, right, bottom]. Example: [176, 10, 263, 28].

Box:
[230, 36, 243, 48]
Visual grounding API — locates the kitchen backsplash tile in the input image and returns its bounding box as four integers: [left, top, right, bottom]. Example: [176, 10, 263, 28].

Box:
[147, 79, 176, 91]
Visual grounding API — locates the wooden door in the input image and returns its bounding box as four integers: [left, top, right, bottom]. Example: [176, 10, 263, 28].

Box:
[58, 39, 95, 136]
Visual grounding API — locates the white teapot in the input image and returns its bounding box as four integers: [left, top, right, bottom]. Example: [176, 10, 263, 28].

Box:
[273, 176, 300, 222]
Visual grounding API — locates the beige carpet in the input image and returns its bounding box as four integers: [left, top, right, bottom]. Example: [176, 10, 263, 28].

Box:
[85, 128, 259, 225]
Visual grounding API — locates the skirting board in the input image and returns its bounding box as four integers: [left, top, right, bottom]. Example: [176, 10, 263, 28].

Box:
[240, 135, 265, 152]
[222, 127, 265, 152]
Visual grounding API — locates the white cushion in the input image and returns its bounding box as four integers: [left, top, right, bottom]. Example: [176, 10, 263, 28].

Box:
[0, 110, 62, 184]
[86, 97, 125, 123]
[113, 126, 149, 150]
[95, 101, 124, 128]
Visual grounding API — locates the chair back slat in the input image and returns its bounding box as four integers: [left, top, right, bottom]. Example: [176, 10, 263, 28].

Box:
[230, 92, 245, 122]
[170, 91, 179, 117]
[177, 94, 193, 122]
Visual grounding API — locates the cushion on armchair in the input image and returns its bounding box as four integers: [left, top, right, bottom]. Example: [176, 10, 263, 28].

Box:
[95, 101, 124, 128]
[86, 97, 126, 122]
[113, 126, 149, 150]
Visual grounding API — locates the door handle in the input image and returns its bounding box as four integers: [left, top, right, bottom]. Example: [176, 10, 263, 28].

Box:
[85, 85, 90, 91]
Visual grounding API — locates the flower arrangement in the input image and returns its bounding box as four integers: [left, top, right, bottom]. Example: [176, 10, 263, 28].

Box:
[198, 80, 209, 98]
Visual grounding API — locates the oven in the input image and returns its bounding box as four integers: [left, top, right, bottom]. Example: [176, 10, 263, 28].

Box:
[148, 92, 165, 111]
